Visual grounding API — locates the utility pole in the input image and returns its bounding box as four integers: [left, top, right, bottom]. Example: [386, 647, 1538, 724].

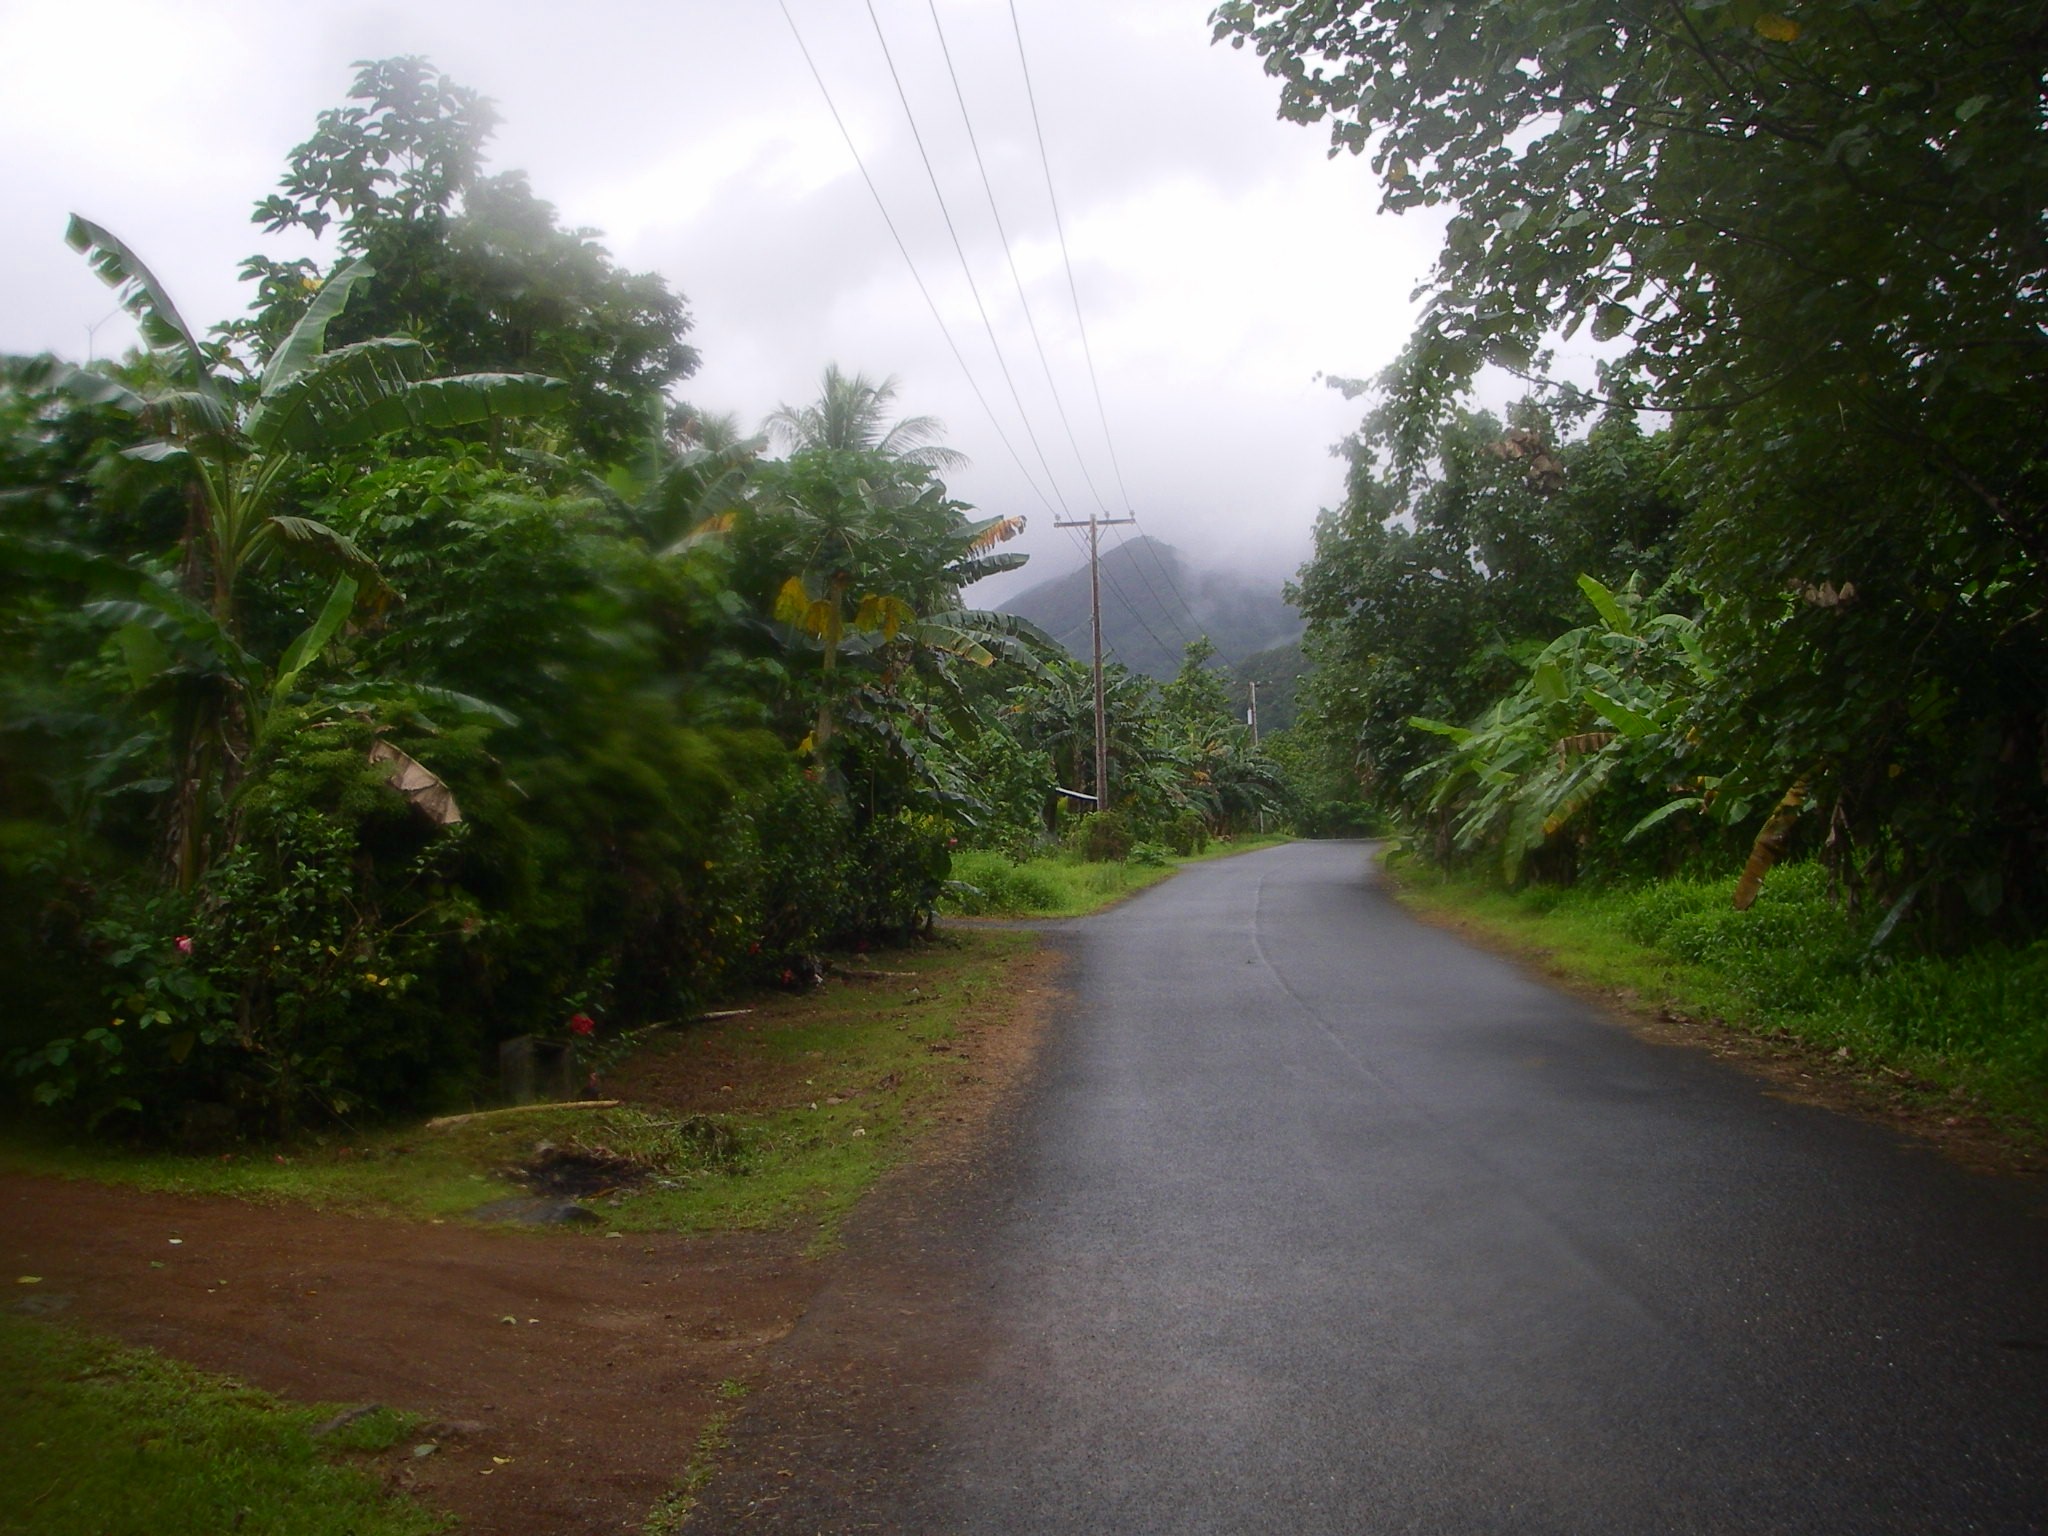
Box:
[1249, 679, 1265, 836]
[1053, 512, 1137, 813]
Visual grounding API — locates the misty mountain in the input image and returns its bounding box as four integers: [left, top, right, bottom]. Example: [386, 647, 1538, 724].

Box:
[997, 535, 1302, 681]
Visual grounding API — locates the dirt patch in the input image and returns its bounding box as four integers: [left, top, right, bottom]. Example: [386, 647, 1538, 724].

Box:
[519, 1145, 651, 1199]
[2, 1174, 809, 1533]
[1397, 898, 2046, 1178]
[1, 935, 1065, 1534]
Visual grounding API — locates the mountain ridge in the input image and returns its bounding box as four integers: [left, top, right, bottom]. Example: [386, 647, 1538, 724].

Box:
[994, 535, 1301, 681]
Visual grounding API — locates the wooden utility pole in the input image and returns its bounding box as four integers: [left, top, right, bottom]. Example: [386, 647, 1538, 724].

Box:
[1053, 513, 1137, 812]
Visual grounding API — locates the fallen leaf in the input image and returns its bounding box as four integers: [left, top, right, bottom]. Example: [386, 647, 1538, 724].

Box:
[16, 1277, 40, 1285]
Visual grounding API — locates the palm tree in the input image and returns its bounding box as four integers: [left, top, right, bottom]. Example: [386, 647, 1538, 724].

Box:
[764, 364, 967, 472]
[53, 217, 565, 883]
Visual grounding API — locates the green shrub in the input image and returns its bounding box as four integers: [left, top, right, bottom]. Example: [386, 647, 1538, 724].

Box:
[942, 849, 1069, 915]
[1162, 812, 1209, 857]
[1078, 810, 1134, 863]
[10, 711, 483, 1136]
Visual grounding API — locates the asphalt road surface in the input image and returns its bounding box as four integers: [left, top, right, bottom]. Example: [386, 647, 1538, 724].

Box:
[731, 840, 2048, 1533]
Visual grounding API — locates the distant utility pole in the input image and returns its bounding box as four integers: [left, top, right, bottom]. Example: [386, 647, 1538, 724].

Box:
[1053, 512, 1137, 812]
[1249, 680, 1264, 836]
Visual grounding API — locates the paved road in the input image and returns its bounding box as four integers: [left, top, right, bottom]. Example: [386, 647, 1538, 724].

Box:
[719, 841, 2048, 1532]
[696, 847, 2039, 1531]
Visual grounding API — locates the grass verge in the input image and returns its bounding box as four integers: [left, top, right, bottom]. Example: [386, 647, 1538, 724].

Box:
[941, 834, 1292, 919]
[0, 929, 1048, 1238]
[0, 1315, 441, 1536]
[1390, 855, 2048, 1158]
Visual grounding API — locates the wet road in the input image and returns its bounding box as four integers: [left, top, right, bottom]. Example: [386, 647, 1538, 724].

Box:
[898, 841, 2048, 1533]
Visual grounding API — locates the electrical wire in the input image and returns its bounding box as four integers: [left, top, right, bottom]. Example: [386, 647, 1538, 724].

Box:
[776, 0, 1057, 518]
[1107, 521, 1201, 653]
[1006, 0, 1132, 513]
[925, 0, 1110, 515]
[1006, 0, 1209, 643]
[862, 0, 1076, 518]
[788, 3, 1194, 677]
[1096, 549, 1184, 670]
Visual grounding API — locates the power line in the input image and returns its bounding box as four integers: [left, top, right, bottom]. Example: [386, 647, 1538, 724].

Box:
[776, 0, 1057, 519]
[1106, 521, 1201, 654]
[788, 0, 1201, 664]
[862, 0, 1077, 518]
[925, 0, 1111, 515]
[1103, 521, 1200, 652]
[1007, 0, 1133, 513]
[1125, 518, 1210, 638]
[1092, 536, 1186, 669]
[1005, 0, 1209, 642]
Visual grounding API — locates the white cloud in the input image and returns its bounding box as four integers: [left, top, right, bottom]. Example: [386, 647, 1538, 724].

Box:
[0, 0, 1452, 603]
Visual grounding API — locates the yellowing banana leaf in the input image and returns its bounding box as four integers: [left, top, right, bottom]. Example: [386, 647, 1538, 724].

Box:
[1554, 731, 1618, 759]
[1733, 777, 1809, 910]
[960, 514, 1027, 553]
[853, 593, 915, 639]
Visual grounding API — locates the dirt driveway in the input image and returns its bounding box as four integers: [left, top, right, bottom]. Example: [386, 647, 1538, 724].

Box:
[6, 1174, 813, 1532]
[3, 941, 1061, 1535]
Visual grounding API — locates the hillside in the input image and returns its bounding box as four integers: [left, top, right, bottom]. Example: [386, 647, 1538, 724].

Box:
[998, 535, 1301, 680]
[1231, 637, 1306, 737]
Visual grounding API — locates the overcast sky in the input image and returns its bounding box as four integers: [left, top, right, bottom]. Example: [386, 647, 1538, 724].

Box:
[0, 0, 1454, 603]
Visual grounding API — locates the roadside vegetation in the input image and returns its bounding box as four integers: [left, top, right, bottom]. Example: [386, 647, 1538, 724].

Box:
[0, 930, 1039, 1238]
[1393, 859, 2048, 1145]
[942, 831, 1291, 918]
[1216, 3, 2048, 1154]
[0, 1318, 442, 1536]
[0, 58, 1314, 1152]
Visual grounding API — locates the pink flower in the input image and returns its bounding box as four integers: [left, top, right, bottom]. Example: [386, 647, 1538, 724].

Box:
[568, 1013, 596, 1037]
[174, 936, 194, 956]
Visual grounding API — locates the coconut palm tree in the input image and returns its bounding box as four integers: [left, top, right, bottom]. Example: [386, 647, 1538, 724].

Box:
[764, 364, 967, 472]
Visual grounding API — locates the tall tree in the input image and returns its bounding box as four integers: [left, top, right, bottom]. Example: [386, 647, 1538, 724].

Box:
[1213, 0, 2048, 567]
[1222, 2, 2048, 925]
[242, 56, 697, 462]
[765, 364, 967, 472]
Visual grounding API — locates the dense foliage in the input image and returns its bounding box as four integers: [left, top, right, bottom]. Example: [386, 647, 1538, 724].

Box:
[0, 58, 1303, 1140]
[1224, 2, 2048, 950]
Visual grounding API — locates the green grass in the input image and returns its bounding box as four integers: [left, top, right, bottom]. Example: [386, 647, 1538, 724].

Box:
[0, 930, 1043, 1240]
[1392, 857, 2048, 1139]
[942, 834, 1292, 918]
[640, 1403, 739, 1535]
[0, 1315, 443, 1536]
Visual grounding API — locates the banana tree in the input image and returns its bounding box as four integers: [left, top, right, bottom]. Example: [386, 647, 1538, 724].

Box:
[1406, 575, 1715, 880]
[54, 217, 565, 883]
